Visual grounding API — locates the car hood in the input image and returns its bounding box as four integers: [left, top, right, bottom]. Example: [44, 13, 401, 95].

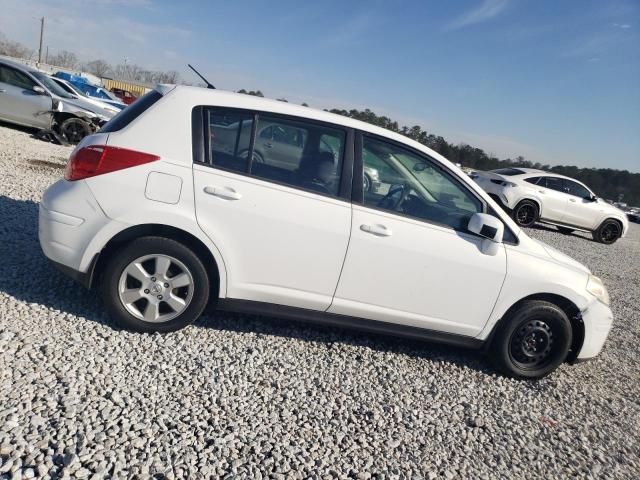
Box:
[57, 96, 115, 119]
[528, 237, 591, 274]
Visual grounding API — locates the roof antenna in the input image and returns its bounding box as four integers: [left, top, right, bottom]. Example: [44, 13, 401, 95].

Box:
[188, 64, 215, 89]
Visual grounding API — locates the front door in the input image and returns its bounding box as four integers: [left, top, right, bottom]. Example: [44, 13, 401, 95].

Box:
[562, 179, 600, 229]
[194, 107, 352, 311]
[0, 65, 52, 129]
[329, 135, 507, 337]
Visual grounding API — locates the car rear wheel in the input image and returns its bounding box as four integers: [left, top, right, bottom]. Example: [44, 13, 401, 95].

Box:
[60, 117, 92, 144]
[556, 226, 574, 235]
[489, 300, 572, 379]
[593, 219, 622, 245]
[512, 200, 539, 228]
[101, 237, 210, 332]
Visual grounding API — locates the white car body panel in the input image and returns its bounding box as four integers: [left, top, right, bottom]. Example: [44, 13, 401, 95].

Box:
[328, 204, 507, 337]
[38, 86, 615, 364]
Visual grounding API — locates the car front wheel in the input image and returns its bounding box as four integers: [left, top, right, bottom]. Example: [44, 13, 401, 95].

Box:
[593, 219, 622, 244]
[101, 236, 210, 332]
[489, 300, 572, 379]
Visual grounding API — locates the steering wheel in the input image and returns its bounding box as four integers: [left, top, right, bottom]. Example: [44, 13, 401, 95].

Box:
[377, 184, 410, 210]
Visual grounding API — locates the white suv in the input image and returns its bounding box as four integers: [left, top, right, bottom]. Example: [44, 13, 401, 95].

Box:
[472, 168, 628, 244]
[39, 86, 614, 378]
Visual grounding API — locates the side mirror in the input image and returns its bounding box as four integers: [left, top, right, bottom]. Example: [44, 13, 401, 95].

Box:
[468, 213, 504, 255]
[588, 194, 598, 202]
[33, 86, 46, 95]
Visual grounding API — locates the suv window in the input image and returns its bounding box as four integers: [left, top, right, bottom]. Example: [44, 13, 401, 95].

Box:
[362, 136, 482, 231]
[492, 168, 525, 176]
[101, 90, 162, 133]
[541, 176, 564, 192]
[0, 66, 36, 90]
[564, 179, 591, 198]
[524, 177, 541, 185]
[251, 115, 345, 197]
[207, 110, 253, 173]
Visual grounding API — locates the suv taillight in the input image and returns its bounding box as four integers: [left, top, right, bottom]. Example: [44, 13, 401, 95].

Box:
[65, 145, 159, 181]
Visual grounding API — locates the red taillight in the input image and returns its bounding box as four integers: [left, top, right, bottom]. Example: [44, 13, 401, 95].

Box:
[65, 145, 159, 181]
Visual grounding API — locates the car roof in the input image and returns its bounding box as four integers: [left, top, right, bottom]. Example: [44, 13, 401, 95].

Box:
[168, 85, 454, 165]
[0, 57, 38, 74]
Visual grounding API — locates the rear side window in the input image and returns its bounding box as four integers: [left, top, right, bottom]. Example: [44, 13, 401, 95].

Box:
[540, 176, 564, 192]
[525, 177, 541, 185]
[208, 110, 253, 173]
[100, 90, 162, 133]
[250, 115, 345, 196]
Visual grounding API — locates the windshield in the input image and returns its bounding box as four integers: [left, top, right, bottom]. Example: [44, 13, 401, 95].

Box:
[31, 72, 74, 99]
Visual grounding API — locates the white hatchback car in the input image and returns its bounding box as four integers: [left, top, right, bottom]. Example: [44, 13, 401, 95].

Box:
[39, 86, 614, 378]
[472, 168, 628, 244]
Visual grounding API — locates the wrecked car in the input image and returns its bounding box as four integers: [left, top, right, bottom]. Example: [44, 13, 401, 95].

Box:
[0, 58, 114, 144]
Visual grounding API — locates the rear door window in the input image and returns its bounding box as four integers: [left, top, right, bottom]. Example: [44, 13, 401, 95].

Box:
[0, 66, 35, 90]
[207, 110, 253, 173]
[541, 176, 564, 192]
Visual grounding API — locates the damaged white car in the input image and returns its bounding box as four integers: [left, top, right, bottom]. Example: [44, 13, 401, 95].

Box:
[0, 58, 114, 143]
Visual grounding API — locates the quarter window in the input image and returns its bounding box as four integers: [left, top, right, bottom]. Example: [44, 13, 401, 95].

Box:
[207, 110, 253, 173]
[525, 177, 541, 185]
[362, 137, 482, 231]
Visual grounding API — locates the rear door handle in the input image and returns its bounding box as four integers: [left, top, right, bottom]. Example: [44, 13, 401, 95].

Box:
[538, 190, 546, 194]
[360, 224, 392, 237]
[569, 198, 576, 202]
[203, 185, 242, 200]
[0, 89, 6, 93]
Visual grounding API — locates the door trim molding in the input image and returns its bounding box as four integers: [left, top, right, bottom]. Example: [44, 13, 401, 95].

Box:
[216, 299, 485, 350]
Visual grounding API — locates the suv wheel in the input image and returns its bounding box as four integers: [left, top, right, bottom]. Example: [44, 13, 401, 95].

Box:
[490, 300, 572, 379]
[101, 237, 210, 332]
[593, 219, 622, 245]
[512, 200, 539, 228]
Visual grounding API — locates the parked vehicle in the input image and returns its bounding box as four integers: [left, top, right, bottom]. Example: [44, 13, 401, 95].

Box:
[50, 76, 121, 115]
[110, 87, 137, 105]
[53, 72, 126, 111]
[39, 86, 614, 379]
[472, 168, 629, 244]
[0, 59, 113, 143]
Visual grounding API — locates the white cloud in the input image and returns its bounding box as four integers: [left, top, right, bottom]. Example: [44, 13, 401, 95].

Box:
[445, 0, 509, 31]
[613, 23, 632, 29]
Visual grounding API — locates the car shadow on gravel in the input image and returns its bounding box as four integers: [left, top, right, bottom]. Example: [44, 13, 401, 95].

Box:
[528, 223, 593, 242]
[0, 195, 493, 376]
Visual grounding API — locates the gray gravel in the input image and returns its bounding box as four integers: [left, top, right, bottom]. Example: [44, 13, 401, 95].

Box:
[0, 122, 639, 479]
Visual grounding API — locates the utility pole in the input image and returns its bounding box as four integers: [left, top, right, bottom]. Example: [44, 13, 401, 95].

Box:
[38, 17, 45, 64]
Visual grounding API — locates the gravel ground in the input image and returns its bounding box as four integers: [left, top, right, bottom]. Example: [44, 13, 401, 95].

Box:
[0, 122, 638, 480]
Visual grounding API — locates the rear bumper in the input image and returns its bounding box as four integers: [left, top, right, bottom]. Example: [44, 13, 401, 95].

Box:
[576, 299, 613, 359]
[39, 179, 109, 274]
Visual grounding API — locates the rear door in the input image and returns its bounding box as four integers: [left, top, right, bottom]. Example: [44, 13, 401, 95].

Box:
[536, 176, 568, 222]
[0, 65, 52, 128]
[193, 107, 353, 311]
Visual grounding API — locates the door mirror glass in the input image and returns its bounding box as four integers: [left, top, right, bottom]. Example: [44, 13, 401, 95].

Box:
[33, 85, 46, 95]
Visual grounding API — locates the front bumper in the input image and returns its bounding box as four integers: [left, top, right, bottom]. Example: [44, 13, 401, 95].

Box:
[576, 299, 614, 359]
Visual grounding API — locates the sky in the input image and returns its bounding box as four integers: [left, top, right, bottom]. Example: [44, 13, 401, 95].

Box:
[0, 0, 638, 172]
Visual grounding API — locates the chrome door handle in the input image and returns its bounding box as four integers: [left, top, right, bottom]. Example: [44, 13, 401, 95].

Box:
[203, 185, 242, 200]
[360, 224, 392, 237]
[0, 89, 6, 93]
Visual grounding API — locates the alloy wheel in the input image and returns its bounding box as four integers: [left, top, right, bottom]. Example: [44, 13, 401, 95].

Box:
[118, 254, 194, 323]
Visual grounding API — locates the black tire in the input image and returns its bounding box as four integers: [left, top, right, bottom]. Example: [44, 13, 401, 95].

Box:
[363, 173, 372, 193]
[512, 200, 539, 227]
[489, 300, 572, 379]
[100, 236, 210, 333]
[592, 219, 622, 245]
[556, 226, 574, 235]
[60, 117, 92, 144]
